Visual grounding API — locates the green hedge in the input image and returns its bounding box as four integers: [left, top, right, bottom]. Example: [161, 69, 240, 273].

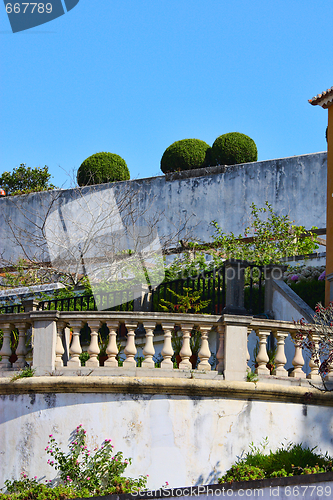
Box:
[160, 139, 210, 173]
[77, 152, 129, 186]
[211, 132, 258, 166]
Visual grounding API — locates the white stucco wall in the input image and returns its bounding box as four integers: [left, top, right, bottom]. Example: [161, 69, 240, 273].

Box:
[0, 152, 327, 265]
[1, 390, 333, 490]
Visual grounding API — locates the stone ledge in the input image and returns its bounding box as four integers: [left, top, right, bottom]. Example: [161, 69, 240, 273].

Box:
[1, 376, 333, 405]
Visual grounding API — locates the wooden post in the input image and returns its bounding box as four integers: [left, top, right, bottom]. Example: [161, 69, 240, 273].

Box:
[309, 88, 333, 305]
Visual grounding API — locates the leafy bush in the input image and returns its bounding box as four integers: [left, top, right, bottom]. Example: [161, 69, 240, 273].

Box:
[160, 139, 210, 174]
[219, 440, 332, 483]
[77, 152, 130, 186]
[219, 464, 265, 483]
[211, 132, 257, 166]
[0, 164, 56, 196]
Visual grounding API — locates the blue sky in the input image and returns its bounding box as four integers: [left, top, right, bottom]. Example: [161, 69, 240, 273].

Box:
[1, 0, 332, 188]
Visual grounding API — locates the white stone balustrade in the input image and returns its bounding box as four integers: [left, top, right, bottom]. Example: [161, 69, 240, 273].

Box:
[0, 311, 318, 383]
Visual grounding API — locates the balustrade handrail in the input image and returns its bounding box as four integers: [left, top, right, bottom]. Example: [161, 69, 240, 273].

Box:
[0, 308, 313, 383]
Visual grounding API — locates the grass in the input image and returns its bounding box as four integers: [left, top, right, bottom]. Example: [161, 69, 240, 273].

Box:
[10, 366, 35, 382]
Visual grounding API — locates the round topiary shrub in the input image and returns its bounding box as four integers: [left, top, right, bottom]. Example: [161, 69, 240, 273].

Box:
[77, 152, 130, 186]
[211, 132, 258, 166]
[160, 139, 211, 174]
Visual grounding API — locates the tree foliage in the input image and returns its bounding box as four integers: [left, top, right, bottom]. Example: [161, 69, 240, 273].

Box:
[211, 201, 319, 266]
[0, 164, 56, 196]
[163, 202, 319, 282]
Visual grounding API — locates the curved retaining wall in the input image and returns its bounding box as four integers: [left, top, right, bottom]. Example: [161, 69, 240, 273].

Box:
[1, 377, 333, 490]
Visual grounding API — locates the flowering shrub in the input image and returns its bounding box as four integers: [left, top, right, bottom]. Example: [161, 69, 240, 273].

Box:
[1, 426, 148, 499]
[284, 265, 325, 284]
[295, 303, 333, 390]
[46, 425, 147, 494]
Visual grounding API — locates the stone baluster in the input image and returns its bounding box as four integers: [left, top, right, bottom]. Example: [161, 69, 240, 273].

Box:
[273, 330, 288, 377]
[197, 325, 212, 371]
[142, 321, 156, 368]
[179, 323, 193, 369]
[216, 324, 224, 373]
[13, 322, 29, 369]
[307, 334, 321, 381]
[290, 333, 306, 378]
[255, 329, 270, 375]
[160, 322, 175, 369]
[246, 327, 252, 372]
[55, 321, 66, 368]
[0, 323, 13, 368]
[105, 321, 119, 368]
[123, 322, 138, 368]
[86, 320, 101, 367]
[67, 320, 83, 367]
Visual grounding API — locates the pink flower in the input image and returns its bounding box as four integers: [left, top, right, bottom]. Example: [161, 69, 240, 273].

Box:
[291, 275, 299, 282]
[87, 477, 90, 480]
[49, 434, 53, 438]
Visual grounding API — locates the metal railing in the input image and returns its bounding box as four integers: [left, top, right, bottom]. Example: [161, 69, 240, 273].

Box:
[151, 267, 226, 314]
[0, 261, 268, 316]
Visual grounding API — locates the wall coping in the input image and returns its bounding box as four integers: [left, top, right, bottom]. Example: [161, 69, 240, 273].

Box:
[87, 472, 333, 500]
[1, 376, 333, 405]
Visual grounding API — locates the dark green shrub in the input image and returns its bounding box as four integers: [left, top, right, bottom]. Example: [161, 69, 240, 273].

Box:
[288, 280, 325, 311]
[211, 132, 258, 166]
[160, 139, 210, 174]
[77, 152, 130, 186]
